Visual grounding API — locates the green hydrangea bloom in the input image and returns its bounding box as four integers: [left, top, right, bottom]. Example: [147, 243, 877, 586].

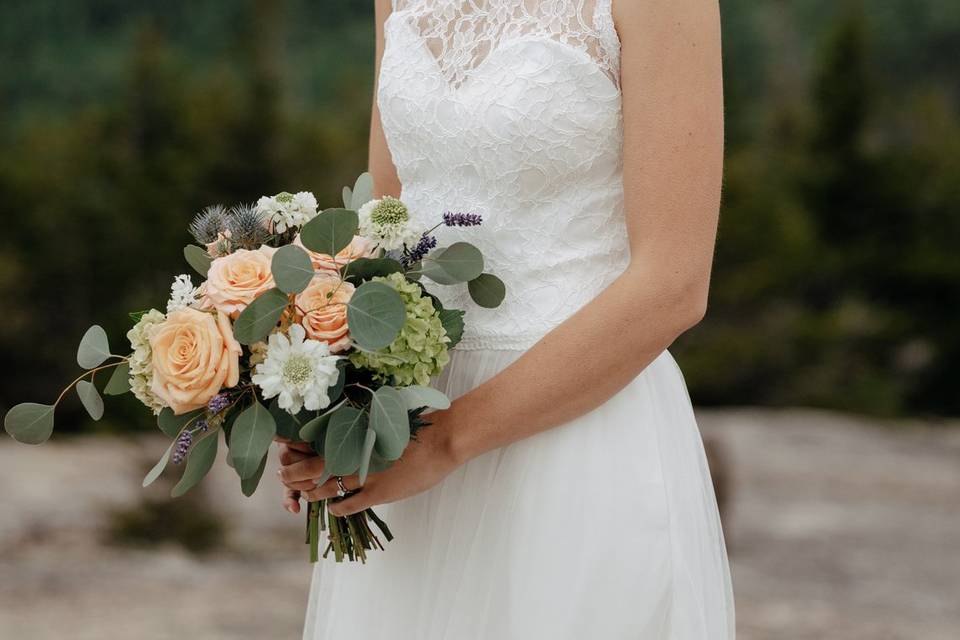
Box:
[350, 272, 450, 386]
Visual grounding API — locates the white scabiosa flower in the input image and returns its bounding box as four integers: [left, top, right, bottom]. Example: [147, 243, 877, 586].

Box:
[126, 309, 167, 414]
[166, 274, 200, 313]
[255, 191, 318, 233]
[358, 196, 421, 251]
[251, 324, 340, 414]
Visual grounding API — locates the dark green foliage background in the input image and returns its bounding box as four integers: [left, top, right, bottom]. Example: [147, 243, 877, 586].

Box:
[0, 0, 957, 426]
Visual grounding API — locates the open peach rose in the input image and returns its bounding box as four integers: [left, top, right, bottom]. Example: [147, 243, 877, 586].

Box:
[295, 274, 355, 353]
[203, 246, 276, 316]
[149, 308, 242, 415]
[293, 234, 377, 273]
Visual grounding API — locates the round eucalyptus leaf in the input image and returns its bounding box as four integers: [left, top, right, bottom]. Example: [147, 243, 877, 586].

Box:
[171, 431, 218, 497]
[76, 380, 104, 421]
[369, 385, 410, 460]
[103, 362, 131, 396]
[347, 281, 406, 351]
[184, 244, 212, 277]
[271, 244, 315, 294]
[342, 185, 354, 210]
[341, 258, 403, 285]
[77, 325, 111, 369]
[420, 242, 484, 284]
[142, 441, 175, 488]
[358, 427, 377, 486]
[4, 403, 55, 445]
[397, 385, 451, 411]
[298, 399, 345, 448]
[438, 308, 465, 348]
[229, 401, 277, 480]
[468, 273, 506, 308]
[324, 406, 368, 475]
[241, 452, 269, 497]
[350, 172, 375, 210]
[300, 208, 359, 257]
[233, 288, 289, 345]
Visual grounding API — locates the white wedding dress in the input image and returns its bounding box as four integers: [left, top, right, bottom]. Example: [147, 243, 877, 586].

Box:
[304, 1, 735, 638]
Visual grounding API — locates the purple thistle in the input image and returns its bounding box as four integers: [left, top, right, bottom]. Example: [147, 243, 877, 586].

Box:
[172, 430, 193, 465]
[443, 211, 483, 227]
[402, 233, 438, 267]
[207, 393, 231, 414]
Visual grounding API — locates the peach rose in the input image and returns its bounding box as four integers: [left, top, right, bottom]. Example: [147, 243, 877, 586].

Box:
[295, 274, 355, 353]
[293, 234, 377, 272]
[203, 246, 276, 316]
[149, 308, 242, 415]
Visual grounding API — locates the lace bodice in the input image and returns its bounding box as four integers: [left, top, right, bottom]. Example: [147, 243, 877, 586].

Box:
[380, 0, 629, 350]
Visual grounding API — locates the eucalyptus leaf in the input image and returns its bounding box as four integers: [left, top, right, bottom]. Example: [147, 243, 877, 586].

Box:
[342, 185, 353, 210]
[171, 431, 218, 497]
[241, 452, 269, 497]
[233, 288, 289, 345]
[347, 281, 406, 350]
[103, 362, 131, 396]
[368, 452, 394, 474]
[142, 441, 174, 488]
[341, 257, 403, 285]
[397, 385, 451, 411]
[358, 428, 377, 486]
[350, 172, 374, 210]
[3, 403, 55, 445]
[76, 380, 104, 421]
[298, 399, 345, 447]
[438, 308, 465, 348]
[184, 244, 212, 277]
[369, 386, 410, 460]
[77, 325, 111, 369]
[268, 399, 301, 442]
[157, 408, 204, 438]
[299, 208, 359, 256]
[468, 273, 506, 308]
[271, 244, 315, 294]
[229, 401, 277, 479]
[420, 242, 484, 285]
[324, 406, 368, 475]
[328, 360, 347, 404]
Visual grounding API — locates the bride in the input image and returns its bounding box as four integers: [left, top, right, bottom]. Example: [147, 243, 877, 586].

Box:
[278, 0, 734, 637]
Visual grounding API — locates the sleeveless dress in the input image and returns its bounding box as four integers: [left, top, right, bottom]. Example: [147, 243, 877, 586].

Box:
[303, 1, 735, 638]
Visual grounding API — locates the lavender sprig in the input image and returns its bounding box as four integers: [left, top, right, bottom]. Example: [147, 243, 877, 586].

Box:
[443, 211, 483, 227]
[172, 430, 193, 465]
[402, 234, 438, 267]
[207, 393, 231, 415]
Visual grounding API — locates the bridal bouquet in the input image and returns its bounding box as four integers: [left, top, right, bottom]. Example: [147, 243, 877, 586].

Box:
[3, 173, 504, 563]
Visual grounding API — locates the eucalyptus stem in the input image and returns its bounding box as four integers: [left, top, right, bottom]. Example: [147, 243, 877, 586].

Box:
[53, 358, 128, 407]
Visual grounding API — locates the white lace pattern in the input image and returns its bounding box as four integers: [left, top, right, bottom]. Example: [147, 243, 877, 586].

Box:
[380, 0, 628, 350]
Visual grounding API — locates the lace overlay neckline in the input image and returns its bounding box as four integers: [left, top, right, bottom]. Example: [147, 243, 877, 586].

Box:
[392, 0, 620, 90]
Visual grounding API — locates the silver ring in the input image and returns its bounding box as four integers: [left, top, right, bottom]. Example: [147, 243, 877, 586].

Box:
[335, 475, 348, 498]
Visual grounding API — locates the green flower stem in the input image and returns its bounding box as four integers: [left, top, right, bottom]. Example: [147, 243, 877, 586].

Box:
[308, 501, 321, 562]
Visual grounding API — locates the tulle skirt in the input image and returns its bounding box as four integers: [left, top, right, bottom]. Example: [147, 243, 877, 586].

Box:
[303, 349, 735, 639]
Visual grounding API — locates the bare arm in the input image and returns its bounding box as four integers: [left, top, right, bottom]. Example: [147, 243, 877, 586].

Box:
[286, 0, 724, 516]
[440, 0, 724, 462]
[369, 0, 402, 198]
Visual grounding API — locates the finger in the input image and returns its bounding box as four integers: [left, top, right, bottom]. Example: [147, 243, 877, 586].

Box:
[327, 487, 379, 517]
[302, 474, 361, 502]
[283, 487, 301, 514]
[285, 441, 316, 454]
[283, 479, 322, 491]
[278, 456, 327, 483]
[279, 446, 312, 466]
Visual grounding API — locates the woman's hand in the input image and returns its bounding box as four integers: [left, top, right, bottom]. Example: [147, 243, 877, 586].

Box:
[276, 411, 462, 517]
[275, 439, 317, 514]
